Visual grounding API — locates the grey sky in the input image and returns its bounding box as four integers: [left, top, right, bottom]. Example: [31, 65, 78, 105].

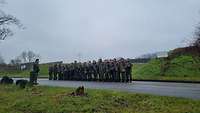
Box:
[0, 0, 200, 63]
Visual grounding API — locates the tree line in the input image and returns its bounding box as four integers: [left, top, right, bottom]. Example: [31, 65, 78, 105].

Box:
[0, 50, 40, 65]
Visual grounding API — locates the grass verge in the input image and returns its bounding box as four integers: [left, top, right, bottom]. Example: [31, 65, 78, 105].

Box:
[0, 85, 200, 113]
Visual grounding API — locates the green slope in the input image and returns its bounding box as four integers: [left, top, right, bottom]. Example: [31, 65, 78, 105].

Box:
[133, 55, 200, 81]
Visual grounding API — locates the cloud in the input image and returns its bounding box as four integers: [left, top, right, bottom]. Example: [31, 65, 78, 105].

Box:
[0, 0, 200, 63]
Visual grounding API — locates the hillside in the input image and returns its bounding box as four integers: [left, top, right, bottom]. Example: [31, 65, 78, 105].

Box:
[133, 55, 200, 81]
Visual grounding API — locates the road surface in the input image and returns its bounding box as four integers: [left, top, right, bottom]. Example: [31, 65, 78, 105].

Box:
[9, 78, 200, 99]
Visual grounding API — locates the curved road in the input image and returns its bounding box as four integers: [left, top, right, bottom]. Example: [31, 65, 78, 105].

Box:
[10, 78, 200, 99]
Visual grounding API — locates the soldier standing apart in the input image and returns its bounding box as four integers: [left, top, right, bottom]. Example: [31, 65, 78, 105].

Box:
[30, 59, 40, 84]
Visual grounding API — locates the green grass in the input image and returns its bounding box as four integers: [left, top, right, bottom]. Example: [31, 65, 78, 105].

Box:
[132, 55, 200, 81]
[0, 85, 200, 113]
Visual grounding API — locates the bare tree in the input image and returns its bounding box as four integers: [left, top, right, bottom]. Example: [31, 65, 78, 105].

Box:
[0, 0, 23, 40]
[9, 57, 22, 65]
[20, 51, 28, 63]
[192, 25, 200, 48]
[27, 51, 40, 62]
[18, 51, 40, 63]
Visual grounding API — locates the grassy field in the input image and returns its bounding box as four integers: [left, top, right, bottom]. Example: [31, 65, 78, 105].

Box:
[0, 64, 49, 78]
[0, 84, 200, 113]
[133, 55, 200, 81]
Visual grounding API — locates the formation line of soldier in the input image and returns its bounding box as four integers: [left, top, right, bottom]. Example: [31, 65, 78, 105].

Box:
[48, 58, 132, 83]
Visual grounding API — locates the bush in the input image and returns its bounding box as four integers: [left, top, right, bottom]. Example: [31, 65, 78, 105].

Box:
[0, 76, 13, 84]
[16, 79, 29, 88]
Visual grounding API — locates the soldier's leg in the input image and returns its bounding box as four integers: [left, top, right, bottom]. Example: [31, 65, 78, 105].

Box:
[49, 72, 51, 80]
[58, 73, 61, 80]
[108, 72, 111, 82]
[116, 72, 119, 82]
[66, 71, 69, 80]
[105, 72, 108, 82]
[101, 73, 103, 82]
[94, 73, 97, 81]
[53, 73, 57, 80]
[29, 71, 34, 84]
[122, 72, 125, 82]
[129, 70, 132, 83]
[34, 73, 38, 84]
[111, 71, 114, 82]
[50, 72, 53, 80]
[88, 72, 91, 81]
[83, 73, 86, 81]
[118, 72, 122, 82]
[125, 72, 129, 82]
[112, 71, 117, 82]
[99, 73, 102, 81]
[68, 71, 71, 80]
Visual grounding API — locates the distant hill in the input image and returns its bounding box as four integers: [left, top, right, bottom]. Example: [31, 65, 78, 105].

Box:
[137, 51, 168, 59]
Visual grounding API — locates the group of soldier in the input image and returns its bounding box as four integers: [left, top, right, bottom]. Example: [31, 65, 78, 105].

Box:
[48, 58, 132, 83]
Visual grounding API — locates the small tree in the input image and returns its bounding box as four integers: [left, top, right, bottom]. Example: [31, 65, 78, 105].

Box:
[18, 51, 40, 63]
[27, 51, 39, 62]
[20, 51, 28, 63]
[10, 57, 22, 65]
[193, 25, 200, 48]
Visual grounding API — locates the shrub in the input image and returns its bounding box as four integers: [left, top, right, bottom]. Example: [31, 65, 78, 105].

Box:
[0, 76, 13, 84]
[16, 79, 29, 88]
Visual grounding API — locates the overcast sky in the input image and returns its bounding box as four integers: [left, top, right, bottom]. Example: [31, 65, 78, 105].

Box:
[0, 0, 200, 63]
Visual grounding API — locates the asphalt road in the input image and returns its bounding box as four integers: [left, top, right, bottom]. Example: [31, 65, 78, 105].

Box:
[10, 78, 200, 99]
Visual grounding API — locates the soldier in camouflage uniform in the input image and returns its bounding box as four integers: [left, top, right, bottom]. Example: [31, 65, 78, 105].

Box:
[30, 59, 40, 84]
[73, 61, 78, 81]
[87, 61, 92, 81]
[126, 60, 132, 82]
[98, 59, 104, 81]
[120, 60, 126, 82]
[63, 65, 69, 80]
[104, 61, 110, 82]
[58, 64, 63, 80]
[53, 64, 58, 80]
[82, 62, 87, 81]
[48, 66, 53, 80]
[92, 60, 98, 81]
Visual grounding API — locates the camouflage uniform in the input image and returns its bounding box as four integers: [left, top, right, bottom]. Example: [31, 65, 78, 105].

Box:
[109, 62, 115, 82]
[82, 62, 87, 81]
[58, 64, 63, 80]
[63, 65, 69, 80]
[89, 61, 94, 81]
[120, 61, 126, 82]
[98, 59, 104, 81]
[48, 66, 53, 80]
[92, 61, 98, 81]
[104, 62, 110, 82]
[30, 59, 40, 84]
[125, 61, 132, 82]
[53, 64, 58, 80]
